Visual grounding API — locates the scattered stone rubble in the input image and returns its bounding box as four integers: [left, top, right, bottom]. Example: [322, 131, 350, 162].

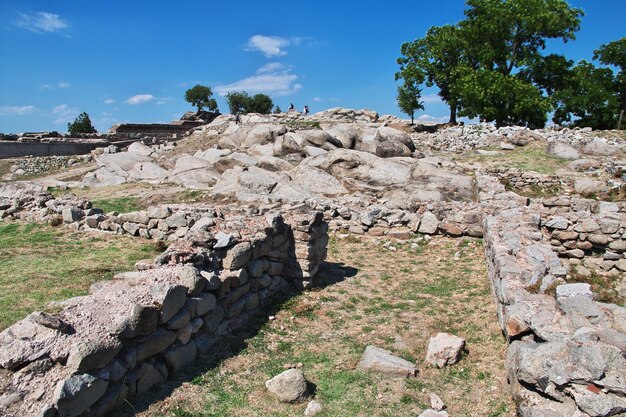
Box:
[0, 207, 328, 417]
[1, 107, 625, 416]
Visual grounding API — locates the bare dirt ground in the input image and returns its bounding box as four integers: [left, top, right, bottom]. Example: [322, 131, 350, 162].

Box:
[114, 234, 514, 417]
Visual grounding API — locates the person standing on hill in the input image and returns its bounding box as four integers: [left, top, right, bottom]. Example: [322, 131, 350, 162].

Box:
[303, 105, 309, 117]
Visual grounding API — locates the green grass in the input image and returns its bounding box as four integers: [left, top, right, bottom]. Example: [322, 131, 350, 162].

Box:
[90, 196, 141, 213]
[462, 147, 568, 175]
[0, 221, 160, 330]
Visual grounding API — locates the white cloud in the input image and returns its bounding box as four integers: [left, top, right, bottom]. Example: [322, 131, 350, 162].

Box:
[14, 12, 69, 34]
[156, 98, 173, 105]
[257, 62, 286, 74]
[245, 35, 300, 58]
[0, 105, 37, 116]
[125, 94, 154, 105]
[215, 64, 302, 97]
[104, 99, 114, 104]
[39, 81, 71, 90]
[312, 97, 322, 102]
[417, 114, 448, 124]
[422, 94, 443, 104]
[51, 104, 79, 124]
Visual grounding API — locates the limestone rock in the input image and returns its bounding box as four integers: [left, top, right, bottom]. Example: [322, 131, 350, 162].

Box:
[546, 142, 580, 160]
[425, 332, 465, 368]
[304, 399, 324, 416]
[265, 369, 308, 403]
[357, 345, 418, 378]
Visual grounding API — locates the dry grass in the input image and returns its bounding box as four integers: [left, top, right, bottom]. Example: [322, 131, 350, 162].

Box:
[455, 143, 569, 175]
[121, 234, 513, 417]
[0, 221, 160, 330]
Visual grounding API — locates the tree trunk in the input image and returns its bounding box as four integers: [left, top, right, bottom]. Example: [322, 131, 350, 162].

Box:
[618, 109, 624, 130]
[411, 113, 414, 125]
[448, 101, 457, 125]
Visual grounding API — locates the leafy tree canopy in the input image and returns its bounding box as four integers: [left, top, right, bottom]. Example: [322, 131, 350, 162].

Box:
[184, 84, 218, 112]
[552, 61, 618, 129]
[67, 112, 97, 135]
[225, 91, 273, 115]
[397, 81, 424, 125]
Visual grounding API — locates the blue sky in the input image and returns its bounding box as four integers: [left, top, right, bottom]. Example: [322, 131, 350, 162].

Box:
[0, 1, 624, 133]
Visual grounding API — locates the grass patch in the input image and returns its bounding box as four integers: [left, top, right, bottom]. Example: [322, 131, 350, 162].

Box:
[132, 235, 513, 417]
[91, 196, 141, 213]
[459, 145, 568, 175]
[0, 221, 160, 330]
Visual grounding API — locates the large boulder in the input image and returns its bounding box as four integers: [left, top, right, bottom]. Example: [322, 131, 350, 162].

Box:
[126, 142, 155, 157]
[297, 129, 342, 150]
[375, 126, 415, 152]
[306, 149, 412, 192]
[127, 162, 168, 181]
[291, 165, 348, 196]
[376, 140, 411, 158]
[321, 124, 359, 149]
[95, 152, 153, 173]
[546, 142, 580, 160]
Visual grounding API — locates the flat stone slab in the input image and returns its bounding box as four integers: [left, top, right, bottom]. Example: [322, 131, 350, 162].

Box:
[555, 283, 593, 301]
[425, 332, 466, 368]
[357, 345, 418, 378]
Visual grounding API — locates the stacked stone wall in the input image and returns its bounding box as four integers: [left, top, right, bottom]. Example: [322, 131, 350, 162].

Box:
[483, 205, 626, 416]
[0, 209, 328, 417]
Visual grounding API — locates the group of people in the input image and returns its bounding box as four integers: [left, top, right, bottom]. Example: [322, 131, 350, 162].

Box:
[289, 103, 309, 116]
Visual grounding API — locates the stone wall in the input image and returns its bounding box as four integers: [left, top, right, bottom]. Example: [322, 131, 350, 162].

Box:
[0, 208, 328, 417]
[483, 205, 626, 416]
[0, 140, 109, 160]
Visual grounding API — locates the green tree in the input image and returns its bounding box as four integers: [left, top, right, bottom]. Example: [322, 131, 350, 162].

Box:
[397, 24, 468, 124]
[225, 91, 273, 114]
[184, 84, 217, 112]
[519, 54, 574, 96]
[225, 91, 250, 114]
[458, 69, 550, 128]
[397, 81, 424, 125]
[247, 94, 274, 114]
[594, 37, 626, 128]
[552, 61, 618, 129]
[456, 0, 583, 127]
[67, 112, 97, 135]
[274, 105, 282, 114]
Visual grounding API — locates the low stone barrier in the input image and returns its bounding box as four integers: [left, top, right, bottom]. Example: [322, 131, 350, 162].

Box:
[0, 210, 328, 417]
[483, 205, 626, 416]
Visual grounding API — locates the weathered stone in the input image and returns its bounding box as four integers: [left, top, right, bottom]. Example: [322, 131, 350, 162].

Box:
[304, 399, 324, 417]
[418, 211, 439, 234]
[545, 216, 568, 230]
[425, 332, 465, 368]
[66, 338, 123, 373]
[136, 329, 177, 361]
[150, 284, 187, 324]
[357, 345, 418, 378]
[118, 211, 150, 225]
[163, 340, 197, 373]
[62, 207, 83, 223]
[222, 242, 252, 270]
[546, 142, 580, 160]
[147, 206, 171, 219]
[555, 283, 592, 301]
[265, 369, 308, 403]
[54, 374, 108, 417]
[177, 266, 205, 296]
[110, 303, 158, 338]
[213, 231, 236, 249]
[165, 308, 191, 330]
[135, 362, 165, 394]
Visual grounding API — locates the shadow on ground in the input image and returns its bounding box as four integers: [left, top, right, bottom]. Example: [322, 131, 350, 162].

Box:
[112, 261, 357, 417]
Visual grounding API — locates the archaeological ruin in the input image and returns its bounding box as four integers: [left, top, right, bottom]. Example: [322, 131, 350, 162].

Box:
[0, 108, 624, 416]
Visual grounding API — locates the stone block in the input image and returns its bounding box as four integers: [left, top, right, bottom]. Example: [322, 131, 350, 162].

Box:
[164, 341, 197, 373]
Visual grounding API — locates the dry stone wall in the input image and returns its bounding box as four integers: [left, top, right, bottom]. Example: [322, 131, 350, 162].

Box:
[484, 205, 626, 416]
[0, 208, 328, 417]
